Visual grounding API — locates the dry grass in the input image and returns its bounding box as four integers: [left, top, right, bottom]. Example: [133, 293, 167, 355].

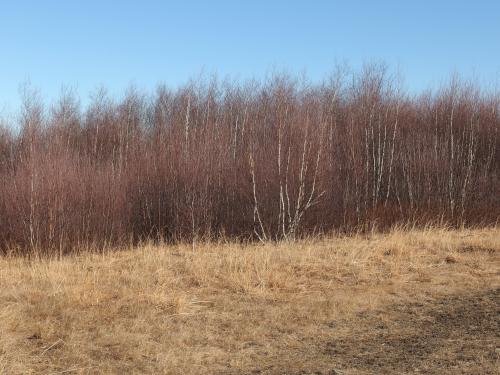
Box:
[0, 227, 499, 374]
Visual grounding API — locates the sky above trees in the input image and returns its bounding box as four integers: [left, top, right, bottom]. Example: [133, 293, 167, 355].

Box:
[0, 0, 499, 111]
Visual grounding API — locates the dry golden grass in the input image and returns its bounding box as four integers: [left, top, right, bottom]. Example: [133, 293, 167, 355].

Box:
[0, 227, 499, 374]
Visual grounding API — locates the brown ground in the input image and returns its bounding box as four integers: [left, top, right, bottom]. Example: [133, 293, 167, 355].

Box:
[0, 228, 499, 374]
[322, 288, 499, 375]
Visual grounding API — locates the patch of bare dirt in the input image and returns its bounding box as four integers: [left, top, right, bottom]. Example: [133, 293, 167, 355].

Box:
[457, 245, 496, 255]
[323, 288, 499, 375]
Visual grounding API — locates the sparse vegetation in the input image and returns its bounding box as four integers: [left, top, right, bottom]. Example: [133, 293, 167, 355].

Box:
[0, 65, 498, 255]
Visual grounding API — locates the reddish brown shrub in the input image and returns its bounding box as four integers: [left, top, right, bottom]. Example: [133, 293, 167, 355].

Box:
[0, 67, 498, 254]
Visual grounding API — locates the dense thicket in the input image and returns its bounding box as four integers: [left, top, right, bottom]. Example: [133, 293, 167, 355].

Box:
[0, 65, 498, 254]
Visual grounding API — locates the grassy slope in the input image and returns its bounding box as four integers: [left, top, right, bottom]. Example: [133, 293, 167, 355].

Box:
[1, 228, 499, 374]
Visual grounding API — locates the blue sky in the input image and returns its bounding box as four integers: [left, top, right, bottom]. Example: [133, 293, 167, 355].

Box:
[0, 1, 499, 111]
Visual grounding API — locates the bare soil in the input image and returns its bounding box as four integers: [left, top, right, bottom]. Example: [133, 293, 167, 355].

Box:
[321, 288, 499, 375]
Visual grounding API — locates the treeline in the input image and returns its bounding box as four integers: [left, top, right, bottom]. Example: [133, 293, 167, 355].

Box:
[0, 65, 498, 254]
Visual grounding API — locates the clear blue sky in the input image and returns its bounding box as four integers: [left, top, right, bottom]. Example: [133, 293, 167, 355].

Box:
[0, 0, 499, 111]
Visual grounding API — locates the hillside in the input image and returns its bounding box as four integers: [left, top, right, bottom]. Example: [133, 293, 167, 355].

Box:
[1, 227, 498, 374]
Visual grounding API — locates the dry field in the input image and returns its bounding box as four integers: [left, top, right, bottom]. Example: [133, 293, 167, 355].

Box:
[0, 227, 499, 374]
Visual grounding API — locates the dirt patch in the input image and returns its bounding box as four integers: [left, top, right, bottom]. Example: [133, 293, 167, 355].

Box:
[457, 245, 496, 255]
[324, 289, 499, 375]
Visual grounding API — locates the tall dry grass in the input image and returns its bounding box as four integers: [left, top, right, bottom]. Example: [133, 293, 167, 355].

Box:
[0, 227, 498, 373]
